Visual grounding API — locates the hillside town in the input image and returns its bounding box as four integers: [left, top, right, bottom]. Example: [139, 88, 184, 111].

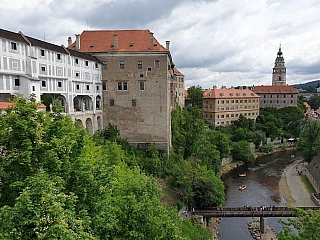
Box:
[1, 27, 320, 239]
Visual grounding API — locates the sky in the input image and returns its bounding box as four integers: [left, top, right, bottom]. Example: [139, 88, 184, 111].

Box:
[1, 0, 320, 89]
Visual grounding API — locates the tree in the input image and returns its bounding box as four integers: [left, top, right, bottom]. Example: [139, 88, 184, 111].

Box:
[308, 94, 320, 110]
[187, 85, 203, 108]
[231, 140, 255, 162]
[278, 208, 320, 240]
[298, 120, 320, 162]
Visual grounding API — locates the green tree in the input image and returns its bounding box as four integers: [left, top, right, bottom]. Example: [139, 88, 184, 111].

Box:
[298, 120, 320, 162]
[231, 140, 255, 162]
[187, 85, 203, 108]
[308, 94, 320, 110]
[278, 208, 320, 240]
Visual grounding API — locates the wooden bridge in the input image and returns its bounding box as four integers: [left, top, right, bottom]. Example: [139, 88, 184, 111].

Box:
[193, 206, 320, 232]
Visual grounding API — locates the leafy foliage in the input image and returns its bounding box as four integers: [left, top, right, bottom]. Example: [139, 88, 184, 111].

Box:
[278, 208, 320, 240]
[187, 85, 204, 108]
[0, 96, 212, 239]
[298, 120, 320, 162]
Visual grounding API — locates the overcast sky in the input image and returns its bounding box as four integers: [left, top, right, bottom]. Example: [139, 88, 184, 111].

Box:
[1, 0, 319, 89]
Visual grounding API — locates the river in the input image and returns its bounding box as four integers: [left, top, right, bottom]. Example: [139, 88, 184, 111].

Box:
[218, 149, 301, 239]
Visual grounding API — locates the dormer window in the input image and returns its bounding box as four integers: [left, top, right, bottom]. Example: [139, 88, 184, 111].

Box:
[243, 93, 247, 96]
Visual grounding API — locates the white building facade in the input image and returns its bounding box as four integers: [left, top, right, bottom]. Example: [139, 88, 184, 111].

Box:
[0, 28, 103, 134]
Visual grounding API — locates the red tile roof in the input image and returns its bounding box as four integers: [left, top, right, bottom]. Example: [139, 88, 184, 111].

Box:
[0, 102, 13, 109]
[253, 85, 298, 94]
[203, 88, 259, 99]
[0, 102, 46, 110]
[173, 67, 184, 76]
[303, 102, 311, 108]
[69, 30, 168, 53]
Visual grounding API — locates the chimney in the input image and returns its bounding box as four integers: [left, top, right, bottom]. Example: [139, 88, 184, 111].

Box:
[166, 40, 170, 51]
[75, 34, 80, 50]
[68, 37, 72, 46]
[150, 32, 154, 50]
[113, 35, 118, 50]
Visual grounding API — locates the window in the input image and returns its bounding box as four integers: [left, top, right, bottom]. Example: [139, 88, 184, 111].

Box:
[11, 42, 17, 50]
[109, 99, 114, 106]
[137, 60, 142, 69]
[57, 53, 61, 60]
[139, 81, 145, 91]
[41, 66, 46, 72]
[75, 58, 79, 64]
[85, 61, 89, 66]
[41, 49, 45, 56]
[86, 85, 89, 90]
[154, 60, 160, 69]
[140, 74, 144, 78]
[102, 61, 107, 69]
[42, 80, 46, 87]
[32, 86, 35, 91]
[96, 86, 99, 91]
[95, 63, 98, 68]
[148, 67, 152, 71]
[14, 78, 20, 86]
[76, 84, 80, 90]
[58, 81, 62, 88]
[117, 82, 128, 91]
[102, 83, 106, 90]
[132, 99, 137, 106]
[75, 72, 79, 77]
[119, 60, 125, 69]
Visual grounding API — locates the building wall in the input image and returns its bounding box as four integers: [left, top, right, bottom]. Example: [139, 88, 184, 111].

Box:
[203, 96, 260, 126]
[258, 93, 297, 108]
[0, 30, 103, 134]
[92, 52, 172, 152]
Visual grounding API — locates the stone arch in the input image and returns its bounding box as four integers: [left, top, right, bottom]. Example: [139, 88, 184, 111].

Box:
[97, 116, 102, 130]
[75, 119, 83, 126]
[86, 118, 93, 135]
[96, 95, 102, 110]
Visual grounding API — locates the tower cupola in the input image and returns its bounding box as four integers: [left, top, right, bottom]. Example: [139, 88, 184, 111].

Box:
[272, 44, 286, 86]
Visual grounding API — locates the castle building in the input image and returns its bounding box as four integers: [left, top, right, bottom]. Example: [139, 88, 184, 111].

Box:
[68, 30, 184, 152]
[253, 45, 298, 108]
[202, 86, 260, 127]
[272, 44, 286, 86]
[0, 28, 103, 134]
[253, 85, 298, 108]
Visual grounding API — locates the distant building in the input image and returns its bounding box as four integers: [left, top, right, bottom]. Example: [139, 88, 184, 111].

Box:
[272, 44, 286, 86]
[253, 85, 298, 108]
[307, 155, 320, 194]
[202, 86, 260, 127]
[0, 28, 103, 134]
[69, 30, 182, 152]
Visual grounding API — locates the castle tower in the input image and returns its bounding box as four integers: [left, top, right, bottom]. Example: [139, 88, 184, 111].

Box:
[272, 44, 286, 86]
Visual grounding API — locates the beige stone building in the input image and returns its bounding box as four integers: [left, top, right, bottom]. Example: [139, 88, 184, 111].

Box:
[172, 67, 185, 108]
[202, 86, 260, 126]
[253, 85, 298, 108]
[69, 30, 182, 152]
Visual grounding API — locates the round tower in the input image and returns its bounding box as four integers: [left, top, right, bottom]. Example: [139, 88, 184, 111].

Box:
[272, 44, 286, 86]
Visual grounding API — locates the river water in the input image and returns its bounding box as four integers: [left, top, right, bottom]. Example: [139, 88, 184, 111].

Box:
[218, 149, 301, 239]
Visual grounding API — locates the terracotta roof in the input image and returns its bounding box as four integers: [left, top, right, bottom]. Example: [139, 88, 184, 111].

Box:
[304, 102, 311, 108]
[69, 30, 168, 53]
[203, 88, 260, 99]
[253, 85, 298, 94]
[0, 102, 13, 109]
[173, 67, 184, 77]
[306, 109, 313, 115]
[0, 102, 46, 110]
